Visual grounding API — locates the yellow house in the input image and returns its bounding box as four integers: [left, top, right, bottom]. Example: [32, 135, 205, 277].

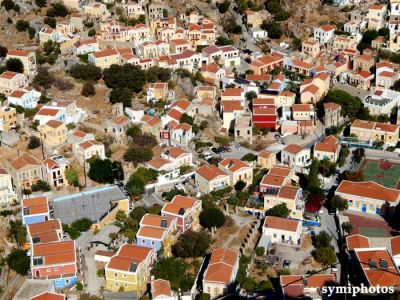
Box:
[7, 49, 37, 78]
[350, 119, 399, 146]
[88, 49, 121, 69]
[314, 135, 340, 163]
[8, 153, 44, 191]
[257, 150, 276, 169]
[353, 54, 375, 71]
[195, 164, 230, 194]
[302, 39, 320, 59]
[105, 244, 156, 293]
[84, 3, 110, 21]
[218, 158, 253, 186]
[38, 120, 67, 149]
[203, 248, 239, 298]
[0, 106, 17, 132]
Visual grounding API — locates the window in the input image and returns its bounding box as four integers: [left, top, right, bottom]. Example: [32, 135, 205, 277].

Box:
[114, 273, 118, 278]
[47, 268, 51, 272]
[273, 234, 277, 238]
[151, 240, 155, 246]
[115, 282, 119, 287]
[123, 273, 127, 278]
[54, 267, 58, 271]
[349, 200, 353, 206]
[141, 239, 145, 244]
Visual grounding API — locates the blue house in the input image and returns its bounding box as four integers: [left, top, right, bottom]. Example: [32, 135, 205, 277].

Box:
[21, 196, 50, 225]
[136, 214, 178, 257]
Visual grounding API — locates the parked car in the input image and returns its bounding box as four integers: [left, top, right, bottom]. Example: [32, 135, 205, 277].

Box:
[283, 259, 291, 269]
[211, 147, 220, 154]
[217, 146, 226, 153]
[235, 144, 242, 150]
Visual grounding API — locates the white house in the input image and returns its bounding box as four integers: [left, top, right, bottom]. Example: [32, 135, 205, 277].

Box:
[160, 147, 193, 168]
[313, 24, 335, 44]
[7, 89, 41, 109]
[125, 108, 145, 123]
[281, 144, 311, 169]
[72, 139, 106, 165]
[0, 167, 17, 207]
[263, 216, 302, 245]
[34, 107, 66, 125]
[74, 38, 99, 55]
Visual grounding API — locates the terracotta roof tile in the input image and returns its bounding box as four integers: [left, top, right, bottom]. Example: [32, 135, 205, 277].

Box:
[264, 216, 300, 232]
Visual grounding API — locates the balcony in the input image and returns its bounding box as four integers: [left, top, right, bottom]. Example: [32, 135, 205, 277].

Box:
[212, 182, 228, 190]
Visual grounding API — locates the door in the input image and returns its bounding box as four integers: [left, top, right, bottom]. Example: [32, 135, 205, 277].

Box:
[362, 204, 367, 212]
[376, 207, 380, 215]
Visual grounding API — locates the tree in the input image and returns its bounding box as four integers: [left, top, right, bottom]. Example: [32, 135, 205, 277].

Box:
[28, 27, 36, 39]
[145, 66, 171, 83]
[126, 175, 145, 196]
[33, 67, 54, 89]
[255, 246, 265, 256]
[341, 221, 353, 235]
[215, 136, 229, 146]
[318, 159, 336, 177]
[180, 113, 193, 125]
[261, 20, 282, 39]
[199, 120, 208, 130]
[44, 17, 56, 28]
[15, 20, 30, 32]
[0, 45, 8, 58]
[305, 194, 323, 213]
[1, 0, 15, 10]
[152, 257, 191, 291]
[265, 203, 290, 218]
[215, 36, 234, 46]
[109, 87, 132, 107]
[199, 208, 226, 229]
[82, 81, 96, 96]
[132, 167, 158, 184]
[47, 3, 68, 17]
[324, 90, 361, 117]
[88, 28, 96, 37]
[65, 167, 79, 187]
[330, 195, 349, 212]
[235, 0, 248, 13]
[234, 180, 246, 192]
[28, 136, 41, 149]
[307, 159, 320, 190]
[31, 180, 51, 192]
[123, 146, 153, 165]
[35, 0, 46, 7]
[6, 58, 24, 73]
[88, 158, 123, 184]
[241, 153, 256, 162]
[69, 63, 102, 81]
[218, 0, 230, 13]
[8, 220, 26, 247]
[315, 231, 332, 248]
[103, 64, 146, 92]
[71, 218, 93, 231]
[173, 230, 211, 258]
[164, 188, 187, 201]
[351, 148, 365, 164]
[129, 206, 147, 222]
[6, 249, 30, 275]
[315, 247, 337, 265]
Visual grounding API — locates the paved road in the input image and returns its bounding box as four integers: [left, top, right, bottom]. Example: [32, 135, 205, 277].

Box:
[364, 148, 400, 161]
[83, 249, 103, 296]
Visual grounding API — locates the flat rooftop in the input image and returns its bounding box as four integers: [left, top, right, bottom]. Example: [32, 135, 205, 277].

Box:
[51, 185, 127, 225]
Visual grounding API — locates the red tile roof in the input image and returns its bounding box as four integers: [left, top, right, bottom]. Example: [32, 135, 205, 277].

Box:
[283, 144, 306, 155]
[264, 216, 300, 232]
[336, 180, 400, 203]
[10, 153, 39, 170]
[196, 164, 228, 181]
[107, 244, 154, 272]
[151, 279, 172, 298]
[346, 234, 370, 251]
[203, 248, 239, 283]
